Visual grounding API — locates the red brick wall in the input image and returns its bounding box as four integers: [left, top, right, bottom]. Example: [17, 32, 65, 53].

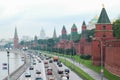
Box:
[84, 43, 92, 55]
[92, 40, 101, 65]
[105, 41, 120, 76]
[95, 24, 113, 38]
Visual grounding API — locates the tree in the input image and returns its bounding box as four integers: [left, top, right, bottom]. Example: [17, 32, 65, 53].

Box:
[87, 29, 95, 42]
[113, 18, 120, 37]
[113, 18, 120, 39]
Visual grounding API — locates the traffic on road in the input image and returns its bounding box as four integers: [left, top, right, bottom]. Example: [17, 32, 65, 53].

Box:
[18, 52, 82, 80]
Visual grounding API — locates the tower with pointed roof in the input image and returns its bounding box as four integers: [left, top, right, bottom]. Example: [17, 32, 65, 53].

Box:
[71, 24, 79, 41]
[95, 7, 113, 38]
[33, 35, 38, 47]
[61, 25, 67, 40]
[92, 6, 114, 65]
[81, 21, 87, 38]
[53, 28, 57, 39]
[14, 27, 19, 48]
[80, 21, 88, 54]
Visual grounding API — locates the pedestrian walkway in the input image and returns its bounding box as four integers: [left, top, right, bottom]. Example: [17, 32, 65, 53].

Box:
[65, 58, 108, 80]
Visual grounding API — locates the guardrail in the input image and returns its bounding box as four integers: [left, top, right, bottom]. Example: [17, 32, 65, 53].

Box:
[3, 54, 30, 80]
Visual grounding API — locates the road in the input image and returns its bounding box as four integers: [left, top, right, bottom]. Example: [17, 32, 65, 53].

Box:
[18, 55, 47, 80]
[18, 52, 83, 80]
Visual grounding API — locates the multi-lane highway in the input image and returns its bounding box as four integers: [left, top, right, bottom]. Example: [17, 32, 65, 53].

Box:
[18, 53, 82, 80]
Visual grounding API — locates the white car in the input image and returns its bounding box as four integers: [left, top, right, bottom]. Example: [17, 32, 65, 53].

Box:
[61, 76, 68, 80]
[25, 72, 31, 77]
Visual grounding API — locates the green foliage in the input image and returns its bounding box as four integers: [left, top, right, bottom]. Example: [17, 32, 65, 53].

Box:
[80, 54, 91, 60]
[60, 58, 94, 80]
[87, 29, 95, 42]
[113, 18, 120, 38]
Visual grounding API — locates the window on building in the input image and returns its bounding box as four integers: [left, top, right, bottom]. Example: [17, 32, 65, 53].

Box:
[102, 26, 106, 30]
[103, 34, 106, 37]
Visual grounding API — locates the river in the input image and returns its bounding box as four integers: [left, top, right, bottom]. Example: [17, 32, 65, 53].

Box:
[0, 51, 24, 79]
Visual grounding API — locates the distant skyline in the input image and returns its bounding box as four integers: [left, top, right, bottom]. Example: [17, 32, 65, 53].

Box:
[0, 0, 120, 39]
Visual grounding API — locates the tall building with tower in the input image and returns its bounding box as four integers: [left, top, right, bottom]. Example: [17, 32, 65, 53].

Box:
[53, 28, 57, 39]
[70, 24, 79, 41]
[40, 28, 46, 39]
[61, 25, 67, 40]
[14, 27, 19, 48]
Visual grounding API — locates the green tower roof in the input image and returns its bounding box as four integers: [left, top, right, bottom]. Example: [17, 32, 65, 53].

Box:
[97, 7, 111, 24]
[62, 25, 66, 30]
[82, 21, 86, 26]
[72, 24, 77, 28]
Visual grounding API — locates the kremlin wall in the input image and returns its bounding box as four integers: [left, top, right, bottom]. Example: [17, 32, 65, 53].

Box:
[14, 6, 120, 77]
[55, 7, 120, 77]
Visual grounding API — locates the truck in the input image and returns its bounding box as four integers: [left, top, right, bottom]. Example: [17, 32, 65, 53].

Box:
[53, 56, 58, 61]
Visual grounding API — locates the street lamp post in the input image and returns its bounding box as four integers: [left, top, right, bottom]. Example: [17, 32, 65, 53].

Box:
[7, 50, 10, 80]
[100, 41, 104, 80]
[92, 37, 104, 80]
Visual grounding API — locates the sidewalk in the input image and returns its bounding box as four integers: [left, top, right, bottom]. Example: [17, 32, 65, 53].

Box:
[65, 58, 108, 80]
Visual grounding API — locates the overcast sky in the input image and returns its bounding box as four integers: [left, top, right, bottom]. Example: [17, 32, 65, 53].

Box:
[0, 0, 120, 40]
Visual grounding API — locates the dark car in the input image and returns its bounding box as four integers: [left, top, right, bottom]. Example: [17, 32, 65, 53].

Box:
[57, 61, 61, 65]
[33, 62, 36, 65]
[49, 60, 53, 63]
[65, 69, 70, 73]
[36, 70, 41, 74]
[38, 60, 41, 63]
[58, 63, 62, 67]
[58, 70, 63, 74]
[29, 66, 34, 70]
[35, 77, 43, 80]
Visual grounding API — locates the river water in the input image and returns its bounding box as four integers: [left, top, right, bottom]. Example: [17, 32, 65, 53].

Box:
[0, 51, 24, 79]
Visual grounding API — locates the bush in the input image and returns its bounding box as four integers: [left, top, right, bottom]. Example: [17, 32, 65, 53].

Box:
[80, 54, 91, 60]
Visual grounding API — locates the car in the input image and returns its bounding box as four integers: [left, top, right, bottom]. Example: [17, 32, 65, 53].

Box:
[48, 76, 55, 80]
[58, 63, 62, 67]
[38, 60, 41, 63]
[44, 60, 48, 64]
[29, 66, 34, 70]
[25, 72, 31, 77]
[58, 70, 63, 74]
[47, 70, 52, 75]
[49, 60, 53, 63]
[64, 69, 70, 73]
[33, 62, 36, 65]
[35, 77, 43, 80]
[44, 64, 49, 68]
[57, 61, 61, 65]
[36, 70, 41, 74]
[47, 67, 52, 71]
[61, 76, 68, 80]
